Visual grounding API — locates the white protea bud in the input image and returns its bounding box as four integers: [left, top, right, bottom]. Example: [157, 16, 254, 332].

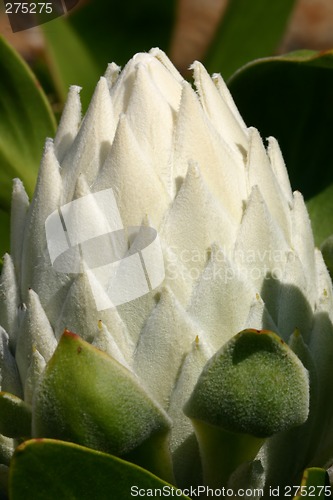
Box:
[1, 48, 333, 492]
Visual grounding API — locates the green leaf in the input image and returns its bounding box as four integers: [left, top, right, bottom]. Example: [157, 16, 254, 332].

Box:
[41, 18, 100, 113]
[0, 392, 31, 439]
[32, 330, 174, 483]
[228, 50, 333, 246]
[67, 0, 176, 73]
[184, 329, 310, 488]
[9, 439, 191, 500]
[293, 468, 330, 499]
[188, 420, 265, 489]
[307, 186, 333, 248]
[0, 464, 9, 500]
[0, 36, 56, 210]
[185, 329, 309, 437]
[205, 0, 297, 79]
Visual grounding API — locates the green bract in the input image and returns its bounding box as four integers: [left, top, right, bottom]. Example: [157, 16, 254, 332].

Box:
[185, 329, 309, 437]
[33, 330, 173, 482]
[0, 49, 333, 497]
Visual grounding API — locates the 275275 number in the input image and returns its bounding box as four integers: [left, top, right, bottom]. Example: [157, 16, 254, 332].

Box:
[284, 485, 331, 496]
[5, 3, 53, 14]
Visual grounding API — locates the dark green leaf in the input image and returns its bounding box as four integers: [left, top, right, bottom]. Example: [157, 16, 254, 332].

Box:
[9, 439, 191, 500]
[293, 468, 330, 499]
[0, 464, 9, 500]
[41, 18, 100, 112]
[205, 0, 297, 79]
[0, 392, 31, 439]
[184, 329, 309, 487]
[0, 36, 56, 210]
[33, 330, 173, 482]
[67, 0, 176, 72]
[307, 186, 333, 248]
[320, 234, 333, 276]
[228, 50, 333, 246]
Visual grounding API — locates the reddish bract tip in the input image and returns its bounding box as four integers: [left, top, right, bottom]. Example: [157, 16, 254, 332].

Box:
[63, 329, 79, 339]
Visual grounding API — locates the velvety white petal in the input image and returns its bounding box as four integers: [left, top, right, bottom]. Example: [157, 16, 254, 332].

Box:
[244, 294, 279, 333]
[134, 287, 200, 408]
[24, 348, 46, 405]
[104, 62, 121, 89]
[20, 139, 63, 301]
[0, 254, 19, 349]
[93, 114, 170, 227]
[72, 173, 125, 246]
[15, 289, 57, 385]
[161, 164, 237, 285]
[17, 303, 26, 330]
[72, 173, 92, 198]
[17, 142, 70, 328]
[168, 336, 214, 453]
[212, 72, 248, 131]
[54, 85, 82, 163]
[116, 292, 157, 347]
[247, 128, 291, 243]
[191, 61, 248, 156]
[0, 327, 23, 398]
[234, 186, 289, 304]
[267, 136, 293, 206]
[61, 77, 115, 201]
[149, 48, 184, 84]
[277, 253, 314, 342]
[188, 245, 256, 351]
[119, 62, 175, 191]
[162, 244, 194, 307]
[10, 179, 29, 280]
[35, 275, 73, 333]
[111, 52, 182, 120]
[171, 81, 246, 219]
[291, 191, 316, 306]
[55, 271, 104, 342]
[96, 307, 134, 365]
[92, 321, 132, 371]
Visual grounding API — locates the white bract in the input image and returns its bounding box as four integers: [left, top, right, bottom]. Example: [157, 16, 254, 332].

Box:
[1, 49, 333, 492]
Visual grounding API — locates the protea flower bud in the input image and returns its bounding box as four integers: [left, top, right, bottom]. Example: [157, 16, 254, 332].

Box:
[1, 48, 332, 495]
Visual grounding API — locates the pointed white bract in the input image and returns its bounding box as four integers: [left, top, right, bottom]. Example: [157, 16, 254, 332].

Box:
[1, 48, 333, 488]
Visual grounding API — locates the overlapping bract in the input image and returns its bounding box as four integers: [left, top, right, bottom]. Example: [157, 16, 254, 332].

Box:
[1, 49, 333, 492]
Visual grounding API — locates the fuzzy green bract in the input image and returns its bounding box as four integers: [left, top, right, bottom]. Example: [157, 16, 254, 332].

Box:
[33, 330, 174, 482]
[185, 329, 309, 437]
